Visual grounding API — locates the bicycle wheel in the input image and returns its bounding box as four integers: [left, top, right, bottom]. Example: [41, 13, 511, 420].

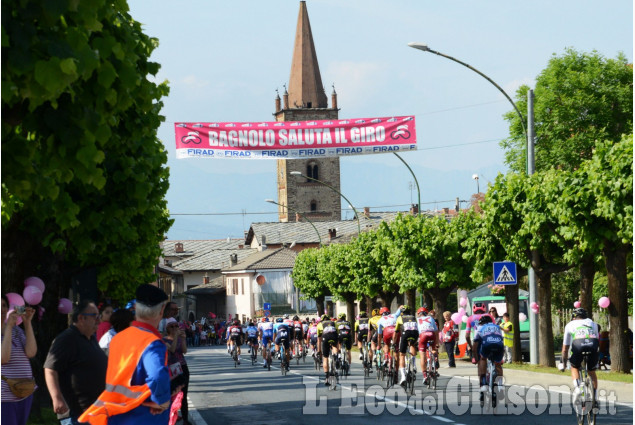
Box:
[430, 353, 437, 390]
[296, 341, 300, 365]
[281, 346, 286, 376]
[585, 375, 596, 425]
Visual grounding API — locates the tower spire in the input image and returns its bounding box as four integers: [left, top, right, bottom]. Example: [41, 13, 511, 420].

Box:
[287, 1, 328, 108]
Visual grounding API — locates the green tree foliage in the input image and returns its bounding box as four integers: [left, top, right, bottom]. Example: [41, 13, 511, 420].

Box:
[292, 248, 328, 314]
[501, 48, 633, 173]
[387, 213, 478, 321]
[2, 1, 172, 301]
[581, 136, 633, 373]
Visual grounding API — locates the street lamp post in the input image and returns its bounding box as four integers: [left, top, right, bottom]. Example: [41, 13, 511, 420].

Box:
[472, 174, 480, 194]
[289, 171, 361, 234]
[265, 199, 322, 246]
[393, 153, 420, 216]
[408, 42, 529, 161]
[409, 42, 538, 364]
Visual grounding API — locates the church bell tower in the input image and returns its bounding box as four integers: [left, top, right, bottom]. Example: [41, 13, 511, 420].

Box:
[274, 1, 341, 223]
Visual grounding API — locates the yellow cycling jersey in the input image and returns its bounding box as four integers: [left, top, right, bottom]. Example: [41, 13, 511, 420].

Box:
[317, 320, 337, 337]
[394, 314, 417, 332]
[369, 315, 381, 331]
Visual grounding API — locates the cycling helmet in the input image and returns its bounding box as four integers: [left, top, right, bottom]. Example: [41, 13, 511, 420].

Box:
[401, 305, 411, 314]
[472, 302, 487, 314]
[338, 312, 346, 320]
[380, 307, 390, 316]
[293, 315, 299, 321]
[359, 311, 368, 318]
[371, 308, 380, 317]
[249, 322, 254, 326]
[276, 318, 283, 323]
[283, 314, 289, 319]
[417, 307, 428, 316]
[261, 317, 267, 322]
[321, 314, 330, 321]
[478, 314, 493, 325]
[572, 308, 588, 319]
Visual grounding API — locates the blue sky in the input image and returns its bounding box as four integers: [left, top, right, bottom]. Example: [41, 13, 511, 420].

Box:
[127, 0, 633, 241]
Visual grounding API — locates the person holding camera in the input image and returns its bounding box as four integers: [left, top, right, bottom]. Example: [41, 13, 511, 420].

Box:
[1, 294, 37, 425]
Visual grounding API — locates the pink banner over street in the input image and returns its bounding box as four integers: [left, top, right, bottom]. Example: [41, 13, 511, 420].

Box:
[174, 116, 417, 159]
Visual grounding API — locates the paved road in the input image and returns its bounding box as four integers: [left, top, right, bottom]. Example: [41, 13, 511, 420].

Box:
[184, 345, 633, 425]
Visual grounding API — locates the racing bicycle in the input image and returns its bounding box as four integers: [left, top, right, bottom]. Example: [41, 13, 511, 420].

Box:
[326, 340, 339, 390]
[574, 352, 597, 425]
[403, 339, 418, 395]
[361, 340, 372, 377]
[385, 344, 398, 388]
[480, 354, 500, 409]
[424, 340, 438, 390]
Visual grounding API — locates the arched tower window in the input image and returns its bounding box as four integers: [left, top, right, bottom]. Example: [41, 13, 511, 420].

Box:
[306, 162, 319, 180]
[310, 200, 318, 212]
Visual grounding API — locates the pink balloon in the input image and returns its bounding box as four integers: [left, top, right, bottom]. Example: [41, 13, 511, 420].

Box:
[459, 297, 468, 307]
[23, 286, 42, 305]
[58, 298, 73, 314]
[5, 309, 23, 326]
[598, 297, 610, 309]
[24, 276, 45, 293]
[6, 293, 25, 309]
[462, 315, 468, 323]
[451, 313, 461, 325]
[457, 307, 466, 316]
[530, 302, 538, 310]
[573, 301, 581, 308]
[519, 313, 527, 322]
[460, 290, 467, 297]
[531, 307, 539, 314]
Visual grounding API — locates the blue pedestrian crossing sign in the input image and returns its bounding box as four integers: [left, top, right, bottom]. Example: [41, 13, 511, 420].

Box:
[493, 261, 517, 285]
[263, 303, 271, 311]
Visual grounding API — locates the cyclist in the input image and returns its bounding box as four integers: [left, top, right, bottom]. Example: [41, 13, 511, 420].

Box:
[273, 317, 291, 371]
[336, 313, 353, 367]
[245, 321, 259, 356]
[292, 315, 304, 357]
[558, 307, 600, 404]
[417, 306, 438, 385]
[394, 305, 418, 387]
[258, 317, 274, 368]
[377, 305, 404, 367]
[306, 318, 319, 355]
[466, 302, 491, 359]
[354, 311, 370, 363]
[228, 319, 244, 364]
[317, 314, 339, 386]
[368, 308, 382, 368]
[283, 313, 294, 328]
[472, 314, 504, 394]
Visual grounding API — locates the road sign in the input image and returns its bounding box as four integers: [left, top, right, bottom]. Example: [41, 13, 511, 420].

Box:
[264, 310, 271, 317]
[493, 261, 517, 285]
[263, 303, 271, 311]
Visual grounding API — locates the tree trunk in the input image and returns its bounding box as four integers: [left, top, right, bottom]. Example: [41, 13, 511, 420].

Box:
[378, 291, 391, 307]
[405, 289, 416, 310]
[603, 242, 631, 373]
[422, 290, 433, 310]
[315, 295, 325, 317]
[345, 293, 357, 323]
[537, 272, 556, 367]
[428, 286, 455, 327]
[579, 257, 595, 315]
[394, 293, 404, 306]
[505, 283, 522, 362]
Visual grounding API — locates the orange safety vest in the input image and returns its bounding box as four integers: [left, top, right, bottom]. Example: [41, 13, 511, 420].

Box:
[79, 325, 166, 425]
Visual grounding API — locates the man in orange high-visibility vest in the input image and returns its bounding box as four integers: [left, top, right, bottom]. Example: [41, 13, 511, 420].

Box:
[79, 284, 171, 425]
